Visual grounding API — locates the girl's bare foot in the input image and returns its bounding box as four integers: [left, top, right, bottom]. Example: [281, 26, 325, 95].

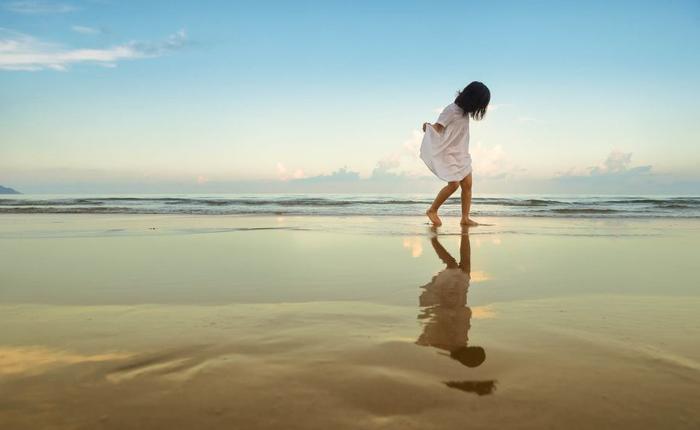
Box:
[460, 218, 479, 226]
[426, 209, 442, 226]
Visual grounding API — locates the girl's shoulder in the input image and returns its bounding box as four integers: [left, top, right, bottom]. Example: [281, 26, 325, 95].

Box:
[442, 103, 459, 113]
[437, 103, 467, 126]
[448, 103, 466, 117]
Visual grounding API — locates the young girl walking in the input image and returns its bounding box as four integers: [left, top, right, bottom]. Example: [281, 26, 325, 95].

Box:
[420, 81, 490, 227]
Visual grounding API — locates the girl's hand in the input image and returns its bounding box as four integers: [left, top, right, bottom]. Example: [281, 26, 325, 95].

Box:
[423, 122, 445, 133]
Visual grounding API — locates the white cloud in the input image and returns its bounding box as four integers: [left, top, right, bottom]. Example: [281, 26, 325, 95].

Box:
[3, 0, 76, 14]
[0, 28, 187, 71]
[371, 129, 526, 181]
[545, 151, 656, 193]
[557, 151, 652, 178]
[276, 162, 305, 181]
[591, 150, 632, 175]
[470, 141, 524, 179]
[71, 25, 101, 35]
[372, 129, 423, 176]
[402, 129, 422, 155]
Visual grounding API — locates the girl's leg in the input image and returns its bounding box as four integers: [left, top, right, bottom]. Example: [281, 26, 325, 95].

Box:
[459, 174, 478, 226]
[430, 236, 458, 268]
[458, 227, 471, 273]
[426, 181, 459, 226]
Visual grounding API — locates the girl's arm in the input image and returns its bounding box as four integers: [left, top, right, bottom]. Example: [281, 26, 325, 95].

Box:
[422, 122, 445, 133]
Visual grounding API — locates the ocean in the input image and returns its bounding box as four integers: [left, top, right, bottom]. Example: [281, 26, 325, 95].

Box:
[1, 194, 698, 218]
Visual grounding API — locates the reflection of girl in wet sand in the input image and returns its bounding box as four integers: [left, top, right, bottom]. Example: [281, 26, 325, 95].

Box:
[416, 231, 485, 368]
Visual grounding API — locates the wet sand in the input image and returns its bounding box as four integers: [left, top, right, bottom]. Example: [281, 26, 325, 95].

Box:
[1, 215, 699, 429]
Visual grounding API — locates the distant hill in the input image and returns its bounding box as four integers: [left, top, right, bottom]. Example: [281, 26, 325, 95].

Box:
[0, 185, 20, 194]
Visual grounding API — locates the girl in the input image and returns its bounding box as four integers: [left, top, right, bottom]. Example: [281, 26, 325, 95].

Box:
[420, 81, 491, 226]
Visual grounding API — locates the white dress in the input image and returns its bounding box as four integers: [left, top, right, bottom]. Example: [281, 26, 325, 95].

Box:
[420, 103, 472, 182]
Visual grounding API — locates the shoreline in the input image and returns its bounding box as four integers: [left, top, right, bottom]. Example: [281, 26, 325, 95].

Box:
[2, 195, 698, 219]
[2, 212, 700, 218]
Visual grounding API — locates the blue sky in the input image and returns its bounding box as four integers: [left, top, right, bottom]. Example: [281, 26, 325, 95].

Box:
[1, 0, 698, 193]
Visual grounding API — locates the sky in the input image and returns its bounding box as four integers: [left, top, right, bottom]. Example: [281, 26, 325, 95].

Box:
[1, 0, 699, 194]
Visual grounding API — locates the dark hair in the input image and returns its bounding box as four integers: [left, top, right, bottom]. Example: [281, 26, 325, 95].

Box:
[454, 81, 490, 120]
[450, 346, 486, 368]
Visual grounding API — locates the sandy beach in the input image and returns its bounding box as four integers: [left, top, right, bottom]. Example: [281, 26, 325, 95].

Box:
[1, 214, 699, 429]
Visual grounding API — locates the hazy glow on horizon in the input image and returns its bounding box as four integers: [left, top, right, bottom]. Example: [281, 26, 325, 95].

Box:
[1, 0, 699, 193]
